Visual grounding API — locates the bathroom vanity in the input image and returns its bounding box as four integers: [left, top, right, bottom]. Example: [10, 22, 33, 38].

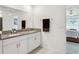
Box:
[0, 28, 41, 54]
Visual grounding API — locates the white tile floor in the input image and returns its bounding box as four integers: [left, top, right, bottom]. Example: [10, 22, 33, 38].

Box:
[66, 42, 79, 54]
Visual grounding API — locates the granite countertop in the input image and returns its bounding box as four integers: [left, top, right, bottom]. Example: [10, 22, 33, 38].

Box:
[1, 28, 41, 40]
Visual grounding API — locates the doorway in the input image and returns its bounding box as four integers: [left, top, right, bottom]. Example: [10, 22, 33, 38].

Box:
[66, 6, 79, 54]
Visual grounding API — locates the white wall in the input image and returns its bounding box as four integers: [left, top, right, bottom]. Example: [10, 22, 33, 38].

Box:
[32, 6, 66, 53]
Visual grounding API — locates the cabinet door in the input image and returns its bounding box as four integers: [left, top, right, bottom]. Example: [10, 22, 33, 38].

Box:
[3, 42, 18, 54]
[28, 32, 41, 52]
[0, 40, 2, 54]
[34, 32, 41, 48]
[3, 37, 20, 54]
[28, 34, 35, 52]
[19, 38, 28, 54]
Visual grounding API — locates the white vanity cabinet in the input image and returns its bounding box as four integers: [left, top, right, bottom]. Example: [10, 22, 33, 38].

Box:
[0, 40, 2, 54]
[3, 32, 41, 54]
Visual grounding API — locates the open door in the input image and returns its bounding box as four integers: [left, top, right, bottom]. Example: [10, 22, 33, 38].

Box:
[66, 9, 79, 43]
